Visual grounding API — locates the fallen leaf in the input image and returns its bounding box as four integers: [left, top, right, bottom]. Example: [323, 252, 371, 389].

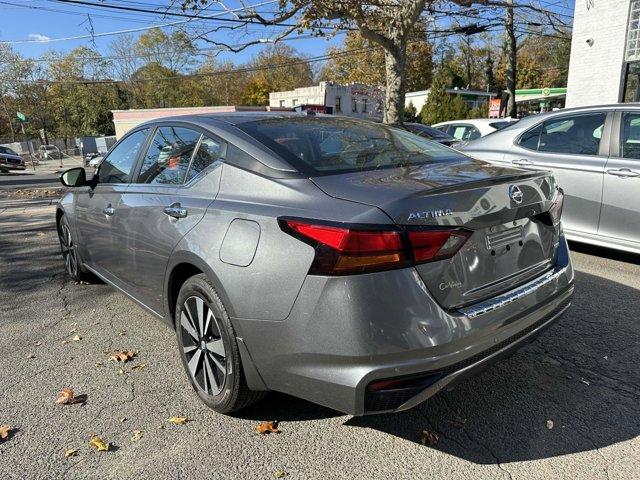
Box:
[420, 430, 439, 446]
[118, 368, 125, 375]
[35, 341, 42, 346]
[72, 335, 81, 342]
[546, 420, 554, 430]
[118, 331, 127, 336]
[130, 430, 143, 442]
[61, 340, 68, 345]
[64, 448, 78, 458]
[120, 417, 127, 423]
[157, 425, 164, 430]
[256, 421, 280, 435]
[168, 416, 188, 425]
[55, 388, 82, 405]
[131, 364, 146, 371]
[27, 353, 35, 359]
[274, 470, 289, 478]
[0, 425, 12, 441]
[109, 350, 136, 363]
[89, 436, 109, 452]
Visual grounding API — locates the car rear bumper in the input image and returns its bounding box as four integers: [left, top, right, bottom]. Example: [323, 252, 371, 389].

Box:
[233, 235, 574, 415]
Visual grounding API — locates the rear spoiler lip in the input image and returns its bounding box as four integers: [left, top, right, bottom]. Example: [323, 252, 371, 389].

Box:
[410, 170, 551, 197]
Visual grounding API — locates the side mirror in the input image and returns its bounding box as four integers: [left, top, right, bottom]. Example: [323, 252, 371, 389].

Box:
[60, 167, 86, 187]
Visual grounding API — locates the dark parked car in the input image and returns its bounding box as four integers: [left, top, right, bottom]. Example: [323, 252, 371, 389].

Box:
[56, 113, 574, 415]
[0, 146, 26, 170]
[402, 122, 458, 146]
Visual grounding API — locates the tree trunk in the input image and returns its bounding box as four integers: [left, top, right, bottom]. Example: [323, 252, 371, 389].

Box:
[383, 45, 407, 125]
[505, 0, 517, 119]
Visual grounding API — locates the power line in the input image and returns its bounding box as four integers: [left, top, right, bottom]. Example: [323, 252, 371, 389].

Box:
[0, 0, 280, 44]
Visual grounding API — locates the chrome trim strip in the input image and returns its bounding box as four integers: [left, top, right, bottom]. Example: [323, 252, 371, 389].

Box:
[458, 265, 569, 318]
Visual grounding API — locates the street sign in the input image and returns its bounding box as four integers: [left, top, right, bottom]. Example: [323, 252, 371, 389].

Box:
[16, 111, 27, 123]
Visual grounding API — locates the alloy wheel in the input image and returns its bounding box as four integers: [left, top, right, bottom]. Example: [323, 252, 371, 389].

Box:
[59, 224, 78, 278]
[180, 295, 227, 396]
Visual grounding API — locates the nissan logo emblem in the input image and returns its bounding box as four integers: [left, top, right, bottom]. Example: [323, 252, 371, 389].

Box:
[509, 185, 524, 205]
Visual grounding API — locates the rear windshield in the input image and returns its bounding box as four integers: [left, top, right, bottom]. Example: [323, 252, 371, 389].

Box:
[237, 117, 468, 176]
[406, 124, 453, 139]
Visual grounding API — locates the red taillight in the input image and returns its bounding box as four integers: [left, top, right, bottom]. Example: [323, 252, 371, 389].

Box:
[280, 219, 470, 275]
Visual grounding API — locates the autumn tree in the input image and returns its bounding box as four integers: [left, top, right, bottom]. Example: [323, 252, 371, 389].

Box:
[320, 24, 433, 92]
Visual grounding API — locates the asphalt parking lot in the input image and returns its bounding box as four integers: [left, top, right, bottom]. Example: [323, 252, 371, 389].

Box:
[0, 199, 638, 480]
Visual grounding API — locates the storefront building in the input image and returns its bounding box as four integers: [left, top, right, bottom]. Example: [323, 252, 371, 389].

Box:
[567, 0, 640, 107]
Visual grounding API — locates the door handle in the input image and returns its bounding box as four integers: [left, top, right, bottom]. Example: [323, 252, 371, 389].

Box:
[163, 203, 188, 219]
[512, 159, 534, 166]
[103, 206, 115, 216]
[606, 168, 640, 178]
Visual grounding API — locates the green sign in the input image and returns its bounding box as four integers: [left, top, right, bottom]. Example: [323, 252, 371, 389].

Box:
[16, 111, 27, 123]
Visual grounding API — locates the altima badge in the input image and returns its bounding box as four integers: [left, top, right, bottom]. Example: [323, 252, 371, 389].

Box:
[408, 209, 453, 221]
[509, 185, 524, 205]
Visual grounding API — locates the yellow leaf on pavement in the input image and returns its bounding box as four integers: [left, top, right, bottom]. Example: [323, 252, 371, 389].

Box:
[168, 416, 188, 425]
[0, 425, 12, 441]
[131, 430, 143, 442]
[72, 335, 81, 342]
[64, 449, 78, 458]
[89, 436, 109, 452]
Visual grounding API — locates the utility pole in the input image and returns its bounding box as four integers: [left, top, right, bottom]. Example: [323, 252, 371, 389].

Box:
[505, 0, 517, 119]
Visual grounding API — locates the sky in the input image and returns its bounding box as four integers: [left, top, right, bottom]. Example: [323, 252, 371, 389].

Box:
[0, 0, 344, 65]
[0, 0, 575, 68]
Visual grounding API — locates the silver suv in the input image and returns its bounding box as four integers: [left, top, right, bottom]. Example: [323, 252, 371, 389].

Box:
[463, 104, 640, 255]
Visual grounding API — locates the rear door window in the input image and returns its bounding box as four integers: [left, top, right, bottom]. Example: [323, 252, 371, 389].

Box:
[620, 112, 640, 159]
[185, 136, 224, 183]
[137, 127, 200, 185]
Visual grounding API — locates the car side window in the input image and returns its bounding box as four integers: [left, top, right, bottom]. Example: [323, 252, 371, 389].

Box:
[137, 127, 201, 185]
[185, 136, 224, 183]
[97, 129, 148, 184]
[467, 127, 481, 140]
[537, 113, 606, 156]
[620, 112, 640, 159]
[518, 124, 543, 150]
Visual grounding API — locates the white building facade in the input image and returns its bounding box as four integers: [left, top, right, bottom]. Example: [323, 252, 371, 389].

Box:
[269, 82, 384, 120]
[566, 0, 640, 107]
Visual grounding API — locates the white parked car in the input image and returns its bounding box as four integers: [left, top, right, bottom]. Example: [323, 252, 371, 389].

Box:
[432, 118, 519, 142]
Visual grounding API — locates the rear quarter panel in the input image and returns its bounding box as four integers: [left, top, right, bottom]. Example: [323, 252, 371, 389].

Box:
[173, 164, 393, 321]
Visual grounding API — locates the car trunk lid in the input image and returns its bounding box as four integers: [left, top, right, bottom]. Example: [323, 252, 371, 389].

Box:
[311, 159, 560, 309]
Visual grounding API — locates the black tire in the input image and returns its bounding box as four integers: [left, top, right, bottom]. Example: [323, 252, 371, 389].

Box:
[57, 215, 91, 282]
[175, 274, 265, 413]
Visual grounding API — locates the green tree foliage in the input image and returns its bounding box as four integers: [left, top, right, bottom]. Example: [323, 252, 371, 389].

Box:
[420, 69, 452, 125]
[404, 101, 418, 122]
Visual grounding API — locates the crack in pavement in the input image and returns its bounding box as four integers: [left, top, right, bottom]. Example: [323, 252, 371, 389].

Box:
[438, 394, 514, 480]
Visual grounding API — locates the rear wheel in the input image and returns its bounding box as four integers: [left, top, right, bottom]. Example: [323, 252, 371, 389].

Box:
[175, 274, 264, 413]
[57, 215, 90, 282]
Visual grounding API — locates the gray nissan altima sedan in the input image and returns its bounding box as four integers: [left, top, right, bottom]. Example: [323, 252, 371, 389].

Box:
[56, 113, 574, 415]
